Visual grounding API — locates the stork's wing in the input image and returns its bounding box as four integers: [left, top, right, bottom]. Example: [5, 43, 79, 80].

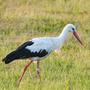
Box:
[17, 41, 34, 50]
[25, 39, 53, 54]
[15, 40, 51, 59]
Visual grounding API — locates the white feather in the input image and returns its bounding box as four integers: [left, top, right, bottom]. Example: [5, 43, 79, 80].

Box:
[25, 24, 77, 61]
[25, 37, 58, 53]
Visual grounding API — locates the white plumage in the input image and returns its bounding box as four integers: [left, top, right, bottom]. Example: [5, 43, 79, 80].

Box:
[25, 37, 59, 61]
[2, 24, 83, 85]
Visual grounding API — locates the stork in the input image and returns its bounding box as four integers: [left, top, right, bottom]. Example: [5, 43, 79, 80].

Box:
[2, 24, 83, 85]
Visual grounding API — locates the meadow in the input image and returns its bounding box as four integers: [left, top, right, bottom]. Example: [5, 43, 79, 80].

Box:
[0, 0, 90, 90]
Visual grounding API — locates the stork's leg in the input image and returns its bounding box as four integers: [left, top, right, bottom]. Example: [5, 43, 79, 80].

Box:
[36, 61, 41, 79]
[18, 60, 33, 85]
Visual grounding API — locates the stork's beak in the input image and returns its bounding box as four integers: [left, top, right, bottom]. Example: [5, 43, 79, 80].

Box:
[73, 31, 83, 45]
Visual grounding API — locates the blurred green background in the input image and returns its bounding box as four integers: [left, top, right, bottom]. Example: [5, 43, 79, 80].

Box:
[0, 0, 90, 90]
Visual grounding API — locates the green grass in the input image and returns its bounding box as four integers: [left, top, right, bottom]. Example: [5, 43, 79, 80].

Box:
[0, 0, 90, 90]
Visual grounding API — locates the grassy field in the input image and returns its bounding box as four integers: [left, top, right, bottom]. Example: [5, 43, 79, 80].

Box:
[0, 0, 90, 90]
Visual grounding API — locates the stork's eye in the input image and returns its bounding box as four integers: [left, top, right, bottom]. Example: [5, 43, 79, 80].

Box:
[72, 27, 75, 31]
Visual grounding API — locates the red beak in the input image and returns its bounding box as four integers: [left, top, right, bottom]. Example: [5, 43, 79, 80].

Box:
[73, 31, 83, 45]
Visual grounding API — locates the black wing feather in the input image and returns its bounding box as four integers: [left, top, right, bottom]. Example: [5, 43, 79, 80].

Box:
[2, 41, 48, 64]
[17, 41, 34, 50]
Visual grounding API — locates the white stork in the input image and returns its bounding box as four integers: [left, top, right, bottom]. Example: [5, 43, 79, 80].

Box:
[2, 24, 83, 84]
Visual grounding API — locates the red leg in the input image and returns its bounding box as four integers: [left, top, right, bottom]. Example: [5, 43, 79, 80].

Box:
[18, 60, 33, 85]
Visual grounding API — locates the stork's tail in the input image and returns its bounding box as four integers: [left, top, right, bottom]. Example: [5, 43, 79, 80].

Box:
[2, 50, 20, 64]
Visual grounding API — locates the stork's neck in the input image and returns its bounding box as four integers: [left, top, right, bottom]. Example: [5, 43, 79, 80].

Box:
[57, 28, 69, 48]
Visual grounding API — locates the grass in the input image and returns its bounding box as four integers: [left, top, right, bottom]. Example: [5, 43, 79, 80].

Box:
[0, 0, 90, 90]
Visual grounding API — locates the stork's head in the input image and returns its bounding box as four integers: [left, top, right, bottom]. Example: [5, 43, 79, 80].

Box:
[64, 24, 76, 32]
[64, 24, 83, 45]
